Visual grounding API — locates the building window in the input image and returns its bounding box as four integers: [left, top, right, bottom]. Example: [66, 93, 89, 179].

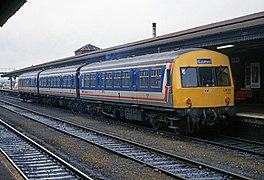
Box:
[151, 68, 162, 88]
[140, 69, 149, 88]
[122, 70, 130, 88]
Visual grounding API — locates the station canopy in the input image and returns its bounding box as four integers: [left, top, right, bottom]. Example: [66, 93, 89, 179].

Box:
[0, 0, 26, 27]
[2, 11, 264, 78]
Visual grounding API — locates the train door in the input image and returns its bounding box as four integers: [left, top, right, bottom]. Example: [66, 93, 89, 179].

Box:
[75, 71, 80, 99]
[130, 68, 139, 103]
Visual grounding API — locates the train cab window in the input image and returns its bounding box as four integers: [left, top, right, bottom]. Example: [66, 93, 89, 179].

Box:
[215, 66, 231, 86]
[106, 72, 113, 88]
[140, 69, 149, 88]
[181, 67, 198, 87]
[199, 67, 215, 87]
[122, 70, 130, 88]
[91, 73, 96, 88]
[114, 71, 121, 88]
[151, 68, 162, 88]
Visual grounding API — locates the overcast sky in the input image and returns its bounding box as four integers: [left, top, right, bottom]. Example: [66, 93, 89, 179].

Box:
[0, 0, 264, 70]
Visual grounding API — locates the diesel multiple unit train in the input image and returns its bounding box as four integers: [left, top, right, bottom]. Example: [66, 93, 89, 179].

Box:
[18, 48, 236, 134]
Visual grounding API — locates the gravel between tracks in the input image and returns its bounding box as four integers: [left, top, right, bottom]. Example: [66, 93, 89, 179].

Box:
[1, 99, 264, 179]
[0, 104, 175, 179]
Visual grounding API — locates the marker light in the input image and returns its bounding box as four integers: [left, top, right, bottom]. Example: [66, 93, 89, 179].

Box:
[185, 98, 191, 105]
[225, 97, 230, 103]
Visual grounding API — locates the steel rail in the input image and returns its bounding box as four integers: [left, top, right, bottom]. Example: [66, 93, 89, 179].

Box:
[0, 118, 93, 180]
[182, 135, 264, 158]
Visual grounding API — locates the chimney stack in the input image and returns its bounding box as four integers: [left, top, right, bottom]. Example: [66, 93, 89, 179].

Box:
[152, 23, 156, 38]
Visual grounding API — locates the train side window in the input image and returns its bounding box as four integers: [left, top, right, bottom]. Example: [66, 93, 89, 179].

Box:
[122, 70, 130, 88]
[48, 77, 51, 87]
[151, 68, 162, 88]
[140, 69, 149, 88]
[114, 71, 121, 88]
[84, 73, 90, 88]
[91, 73, 96, 88]
[63, 75, 70, 87]
[106, 72, 113, 88]
[55, 76, 59, 87]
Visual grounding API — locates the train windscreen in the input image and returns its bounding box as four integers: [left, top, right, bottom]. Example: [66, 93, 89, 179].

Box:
[181, 66, 231, 87]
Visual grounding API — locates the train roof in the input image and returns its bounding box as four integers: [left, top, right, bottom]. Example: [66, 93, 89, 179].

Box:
[19, 70, 42, 78]
[39, 64, 84, 76]
[80, 48, 202, 71]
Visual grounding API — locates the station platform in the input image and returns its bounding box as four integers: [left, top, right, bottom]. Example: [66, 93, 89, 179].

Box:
[235, 104, 264, 126]
[0, 149, 25, 180]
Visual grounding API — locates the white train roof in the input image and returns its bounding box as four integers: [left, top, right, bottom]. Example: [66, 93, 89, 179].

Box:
[80, 48, 201, 72]
[39, 65, 84, 76]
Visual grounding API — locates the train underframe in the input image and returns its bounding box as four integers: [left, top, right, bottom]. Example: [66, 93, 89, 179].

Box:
[20, 93, 235, 134]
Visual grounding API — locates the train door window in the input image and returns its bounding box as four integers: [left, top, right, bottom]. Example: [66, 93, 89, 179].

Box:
[114, 71, 121, 88]
[106, 72, 113, 88]
[151, 68, 162, 88]
[132, 70, 136, 88]
[71, 75, 75, 88]
[91, 73, 96, 88]
[199, 67, 215, 87]
[97, 72, 101, 89]
[122, 70, 130, 88]
[101, 72, 105, 89]
[166, 69, 171, 86]
[215, 66, 231, 86]
[181, 67, 198, 87]
[140, 69, 149, 88]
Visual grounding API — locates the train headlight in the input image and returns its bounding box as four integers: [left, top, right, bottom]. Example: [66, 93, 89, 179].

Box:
[225, 97, 230, 103]
[185, 98, 192, 105]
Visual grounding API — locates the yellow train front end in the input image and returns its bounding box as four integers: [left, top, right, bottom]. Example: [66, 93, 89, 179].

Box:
[172, 49, 235, 133]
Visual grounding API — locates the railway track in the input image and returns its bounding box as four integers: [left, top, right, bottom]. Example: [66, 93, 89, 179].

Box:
[1, 94, 264, 158]
[0, 119, 92, 180]
[184, 135, 264, 158]
[0, 100, 250, 179]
